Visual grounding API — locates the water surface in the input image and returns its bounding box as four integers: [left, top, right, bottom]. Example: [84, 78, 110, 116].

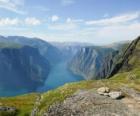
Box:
[0, 61, 84, 96]
[38, 61, 84, 91]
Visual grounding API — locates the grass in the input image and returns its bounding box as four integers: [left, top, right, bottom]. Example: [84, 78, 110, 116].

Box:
[0, 93, 38, 116]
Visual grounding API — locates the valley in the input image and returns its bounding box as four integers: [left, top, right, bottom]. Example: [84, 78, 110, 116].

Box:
[0, 36, 139, 116]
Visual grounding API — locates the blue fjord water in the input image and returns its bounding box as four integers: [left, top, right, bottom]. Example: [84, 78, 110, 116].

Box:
[0, 61, 84, 97]
[37, 61, 84, 92]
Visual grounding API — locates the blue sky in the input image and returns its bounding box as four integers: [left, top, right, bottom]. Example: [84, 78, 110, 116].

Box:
[0, 0, 140, 44]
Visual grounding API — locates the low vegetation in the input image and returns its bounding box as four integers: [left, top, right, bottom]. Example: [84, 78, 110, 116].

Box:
[0, 93, 38, 116]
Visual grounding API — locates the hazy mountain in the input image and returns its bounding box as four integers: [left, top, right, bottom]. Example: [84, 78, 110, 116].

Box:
[0, 45, 50, 91]
[51, 42, 93, 61]
[0, 36, 61, 65]
[69, 46, 115, 79]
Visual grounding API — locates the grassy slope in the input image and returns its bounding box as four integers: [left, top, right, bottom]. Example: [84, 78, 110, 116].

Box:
[0, 93, 38, 116]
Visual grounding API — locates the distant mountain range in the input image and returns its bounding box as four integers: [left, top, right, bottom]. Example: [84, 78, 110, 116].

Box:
[0, 35, 133, 93]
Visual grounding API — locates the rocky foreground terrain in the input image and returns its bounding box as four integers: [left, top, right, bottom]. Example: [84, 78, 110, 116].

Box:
[44, 87, 140, 116]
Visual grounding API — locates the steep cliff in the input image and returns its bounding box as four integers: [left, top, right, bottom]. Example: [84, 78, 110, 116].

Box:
[0, 45, 50, 91]
[109, 36, 140, 76]
[69, 46, 115, 79]
[96, 42, 129, 78]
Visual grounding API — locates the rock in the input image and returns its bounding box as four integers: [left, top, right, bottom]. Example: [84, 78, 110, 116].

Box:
[109, 91, 123, 99]
[103, 93, 109, 96]
[120, 87, 140, 101]
[97, 87, 110, 95]
[45, 89, 137, 116]
[0, 106, 17, 112]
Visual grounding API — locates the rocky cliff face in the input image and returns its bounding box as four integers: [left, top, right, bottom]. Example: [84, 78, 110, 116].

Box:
[109, 36, 140, 77]
[69, 46, 115, 79]
[69, 37, 139, 80]
[0, 45, 50, 91]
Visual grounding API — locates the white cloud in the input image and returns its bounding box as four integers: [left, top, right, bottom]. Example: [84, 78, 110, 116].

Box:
[0, 17, 41, 26]
[0, 17, 19, 26]
[0, 0, 26, 14]
[51, 15, 59, 22]
[66, 18, 72, 23]
[48, 22, 77, 31]
[66, 18, 84, 23]
[25, 17, 41, 26]
[86, 12, 140, 26]
[61, 0, 75, 6]
[51, 22, 140, 44]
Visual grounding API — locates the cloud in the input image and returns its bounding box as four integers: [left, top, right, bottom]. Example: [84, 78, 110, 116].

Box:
[51, 15, 59, 22]
[48, 22, 77, 31]
[86, 12, 140, 26]
[0, 17, 19, 26]
[25, 17, 41, 26]
[66, 18, 84, 23]
[0, 0, 26, 14]
[0, 17, 41, 26]
[61, 0, 75, 6]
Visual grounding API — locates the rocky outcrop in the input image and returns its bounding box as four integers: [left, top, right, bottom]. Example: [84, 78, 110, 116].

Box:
[97, 87, 123, 99]
[0, 46, 50, 91]
[45, 89, 139, 116]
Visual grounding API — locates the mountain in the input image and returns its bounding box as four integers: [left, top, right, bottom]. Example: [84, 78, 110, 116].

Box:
[69, 40, 130, 80]
[0, 36, 140, 116]
[51, 42, 93, 61]
[96, 42, 130, 78]
[0, 45, 50, 91]
[109, 36, 140, 76]
[0, 36, 61, 65]
[69, 46, 115, 79]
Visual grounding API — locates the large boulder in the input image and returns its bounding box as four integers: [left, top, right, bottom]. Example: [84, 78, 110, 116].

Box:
[97, 87, 110, 95]
[109, 91, 123, 99]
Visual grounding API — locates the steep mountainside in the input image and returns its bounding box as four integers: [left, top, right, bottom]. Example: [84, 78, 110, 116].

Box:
[97, 42, 130, 78]
[0, 36, 61, 65]
[69, 41, 130, 80]
[109, 36, 140, 76]
[69, 46, 115, 79]
[98, 36, 140, 78]
[0, 45, 50, 91]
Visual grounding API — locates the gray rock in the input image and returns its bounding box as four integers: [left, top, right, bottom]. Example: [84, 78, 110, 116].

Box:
[109, 91, 123, 99]
[0, 106, 16, 112]
[44, 89, 138, 116]
[97, 87, 110, 95]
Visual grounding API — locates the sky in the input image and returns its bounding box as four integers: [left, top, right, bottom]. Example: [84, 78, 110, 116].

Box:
[0, 0, 140, 45]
